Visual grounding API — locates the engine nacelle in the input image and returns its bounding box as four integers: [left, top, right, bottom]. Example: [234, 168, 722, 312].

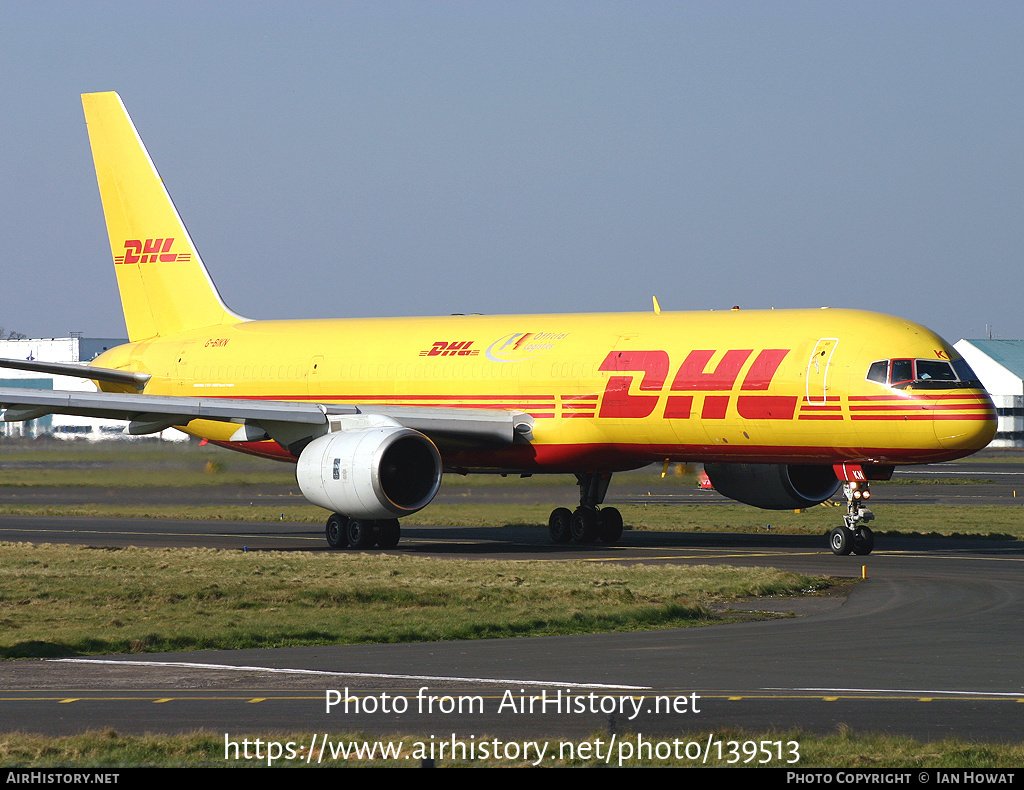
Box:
[296, 420, 442, 519]
[702, 463, 841, 510]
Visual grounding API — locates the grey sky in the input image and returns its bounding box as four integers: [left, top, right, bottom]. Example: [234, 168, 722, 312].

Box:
[1, 1, 1021, 344]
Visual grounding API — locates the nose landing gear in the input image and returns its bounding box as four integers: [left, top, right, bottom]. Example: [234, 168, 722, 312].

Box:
[829, 481, 875, 555]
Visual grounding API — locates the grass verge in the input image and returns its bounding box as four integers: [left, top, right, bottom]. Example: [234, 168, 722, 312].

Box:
[0, 543, 828, 658]
[1, 728, 1022, 767]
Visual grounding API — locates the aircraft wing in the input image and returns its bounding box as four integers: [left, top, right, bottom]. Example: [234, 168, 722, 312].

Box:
[0, 387, 531, 450]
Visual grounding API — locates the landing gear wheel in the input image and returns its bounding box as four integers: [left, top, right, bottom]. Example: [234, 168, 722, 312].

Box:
[829, 526, 854, 556]
[377, 518, 401, 549]
[571, 508, 600, 543]
[548, 507, 573, 544]
[557, 471, 615, 546]
[326, 513, 349, 549]
[852, 525, 874, 556]
[598, 507, 623, 545]
[836, 480, 876, 556]
[347, 518, 377, 549]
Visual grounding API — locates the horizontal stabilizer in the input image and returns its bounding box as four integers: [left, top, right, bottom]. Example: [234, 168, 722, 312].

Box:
[0, 357, 150, 390]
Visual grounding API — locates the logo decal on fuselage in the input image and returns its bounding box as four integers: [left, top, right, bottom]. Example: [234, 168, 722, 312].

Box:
[114, 238, 191, 265]
[419, 341, 480, 357]
[486, 332, 570, 362]
[598, 348, 796, 420]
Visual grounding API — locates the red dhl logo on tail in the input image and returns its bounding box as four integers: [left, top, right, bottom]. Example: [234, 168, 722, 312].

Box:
[114, 238, 192, 265]
[599, 348, 796, 420]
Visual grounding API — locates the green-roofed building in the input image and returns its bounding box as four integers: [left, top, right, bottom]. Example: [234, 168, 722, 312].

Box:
[954, 339, 1024, 448]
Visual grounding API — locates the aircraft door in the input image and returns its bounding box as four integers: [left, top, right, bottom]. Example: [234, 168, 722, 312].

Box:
[174, 341, 194, 394]
[596, 333, 667, 446]
[309, 355, 325, 397]
[806, 338, 838, 405]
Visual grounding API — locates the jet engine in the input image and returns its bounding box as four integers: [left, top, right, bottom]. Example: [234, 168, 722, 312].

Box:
[702, 463, 841, 510]
[296, 419, 442, 519]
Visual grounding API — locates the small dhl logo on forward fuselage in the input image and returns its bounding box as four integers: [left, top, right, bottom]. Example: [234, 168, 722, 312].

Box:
[114, 238, 192, 265]
[599, 348, 797, 420]
[419, 341, 480, 357]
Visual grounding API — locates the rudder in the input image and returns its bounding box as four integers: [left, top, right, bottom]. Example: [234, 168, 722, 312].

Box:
[82, 92, 243, 341]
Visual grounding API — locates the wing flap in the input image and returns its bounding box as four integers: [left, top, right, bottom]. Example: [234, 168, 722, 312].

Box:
[348, 405, 532, 445]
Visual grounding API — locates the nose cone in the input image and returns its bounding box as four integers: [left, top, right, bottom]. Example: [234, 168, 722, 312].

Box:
[933, 389, 997, 456]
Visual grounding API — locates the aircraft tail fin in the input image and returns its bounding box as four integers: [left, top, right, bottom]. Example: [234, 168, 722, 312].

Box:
[82, 92, 244, 341]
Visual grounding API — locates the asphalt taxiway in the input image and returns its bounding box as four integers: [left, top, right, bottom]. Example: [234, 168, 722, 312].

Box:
[1, 460, 1023, 744]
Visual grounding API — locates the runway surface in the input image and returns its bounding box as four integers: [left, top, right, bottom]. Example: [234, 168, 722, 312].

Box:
[2, 525, 1023, 742]
[1, 458, 1023, 744]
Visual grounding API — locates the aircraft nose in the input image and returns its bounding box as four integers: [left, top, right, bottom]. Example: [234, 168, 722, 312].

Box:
[932, 391, 997, 452]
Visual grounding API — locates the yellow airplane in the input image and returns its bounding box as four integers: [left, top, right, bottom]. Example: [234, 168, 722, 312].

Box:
[0, 92, 997, 555]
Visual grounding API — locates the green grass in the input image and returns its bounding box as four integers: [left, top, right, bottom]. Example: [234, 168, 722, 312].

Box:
[0, 543, 828, 659]
[2, 728, 1023, 767]
[958, 449, 1024, 464]
[598, 502, 1024, 540]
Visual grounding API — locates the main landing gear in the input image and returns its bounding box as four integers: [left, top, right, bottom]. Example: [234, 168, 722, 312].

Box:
[828, 481, 875, 556]
[548, 472, 624, 546]
[326, 513, 401, 550]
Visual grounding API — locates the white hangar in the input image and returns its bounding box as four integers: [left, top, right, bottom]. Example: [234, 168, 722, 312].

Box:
[954, 339, 1024, 448]
[0, 336, 186, 442]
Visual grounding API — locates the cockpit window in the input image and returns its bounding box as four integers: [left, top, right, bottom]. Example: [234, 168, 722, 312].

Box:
[866, 360, 888, 384]
[915, 360, 958, 382]
[951, 358, 982, 387]
[866, 358, 979, 389]
[890, 359, 914, 385]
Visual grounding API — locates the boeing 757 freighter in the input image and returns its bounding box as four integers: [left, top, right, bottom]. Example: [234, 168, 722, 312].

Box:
[0, 93, 997, 554]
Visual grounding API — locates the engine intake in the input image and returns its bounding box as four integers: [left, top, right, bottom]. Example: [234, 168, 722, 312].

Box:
[296, 422, 442, 519]
[703, 463, 841, 510]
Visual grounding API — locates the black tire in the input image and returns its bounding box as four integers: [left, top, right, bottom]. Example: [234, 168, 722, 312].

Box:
[347, 518, 377, 549]
[326, 513, 349, 549]
[571, 508, 599, 543]
[829, 526, 853, 555]
[598, 507, 623, 545]
[548, 507, 573, 544]
[377, 518, 401, 549]
[852, 525, 875, 555]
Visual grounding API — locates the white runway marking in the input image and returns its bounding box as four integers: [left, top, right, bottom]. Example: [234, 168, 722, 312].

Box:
[766, 686, 1024, 697]
[900, 470, 1022, 475]
[52, 658, 649, 690]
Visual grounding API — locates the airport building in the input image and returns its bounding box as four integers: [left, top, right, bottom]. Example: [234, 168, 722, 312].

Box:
[954, 339, 1024, 448]
[0, 336, 186, 441]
